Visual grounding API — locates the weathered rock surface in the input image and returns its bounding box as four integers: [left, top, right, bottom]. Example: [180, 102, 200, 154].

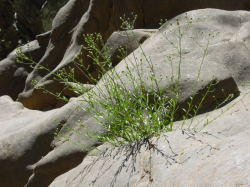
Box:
[0, 35, 49, 100]
[49, 92, 250, 187]
[0, 94, 104, 187]
[103, 29, 157, 66]
[41, 0, 70, 32]
[1, 5, 250, 187]
[0, 95, 58, 187]
[30, 8, 250, 186]
[17, 0, 90, 110]
[13, 0, 250, 110]
[103, 8, 250, 118]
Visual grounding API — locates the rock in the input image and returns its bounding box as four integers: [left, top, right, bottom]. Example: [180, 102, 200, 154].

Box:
[17, 0, 90, 110]
[18, 0, 109, 110]
[1, 7, 250, 187]
[45, 8, 250, 186]
[105, 8, 250, 118]
[103, 29, 157, 66]
[16, 0, 250, 111]
[0, 0, 68, 60]
[2, 0, 249, 61]
[0, 95, 58, 187]
[0, 38, 48, 100]
[41, 0, 70, 32]
[36, 30, 51, 45]
[49, 91, 250, 187]
[63, 83, 95, 98]
[142, 0, 250, 28]
[0, 94, 105, 187]
[55, 83, 95, 109]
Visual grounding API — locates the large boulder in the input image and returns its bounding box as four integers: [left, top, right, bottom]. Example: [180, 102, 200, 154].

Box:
[49, 92, 250, 187]
[0, 95, 59, 187]
[1, 8, 250, 187]
[0, 94, 104, 187]
[16, 0, 250, 110]
[96, 8, 250, 118]
[30, 8, 250, 186]
[0, 31, 50, 100]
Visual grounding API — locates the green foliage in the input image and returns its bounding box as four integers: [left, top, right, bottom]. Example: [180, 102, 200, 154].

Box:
[16, 13, 248, 148]
[49, 13, 226, 146]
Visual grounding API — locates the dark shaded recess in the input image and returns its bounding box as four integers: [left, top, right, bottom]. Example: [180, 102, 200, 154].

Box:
[142, 0, 250, 28]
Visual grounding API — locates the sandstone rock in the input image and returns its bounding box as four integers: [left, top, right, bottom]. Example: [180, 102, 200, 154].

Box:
[49, 91, 250, 187]
[0, 38, 48, 100]
[63, 83, 95, 98]
[17, 28, 157, 110]
[54, 83, 95, 109]
[1, 7, 250, 187]
[41, 0, 70, 32]
[0, 0, 249, 60]
[36, 30, 51, 45]
[46, 8, 250, 186]
[0, 95, 58, 187]
[17, 0, 90, 110]
[104, 9, 250, 117]
[0, 94, 105, 187]
[103, 29, 157, 66]
[17, 0, 250, 111]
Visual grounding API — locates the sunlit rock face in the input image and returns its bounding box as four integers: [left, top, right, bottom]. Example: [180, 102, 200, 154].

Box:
[0, 1, 250, 187]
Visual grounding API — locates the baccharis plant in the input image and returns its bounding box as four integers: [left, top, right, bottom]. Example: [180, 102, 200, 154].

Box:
[16, 13, 247, 148]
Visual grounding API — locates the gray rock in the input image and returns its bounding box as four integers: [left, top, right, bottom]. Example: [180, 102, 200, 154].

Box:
[103, 9, 249, 117]
[2, 7, 250, 187]
[0, 95, 59, 187]
[49, 92, 250, 187]
[41, 0, 70, 32]
[0, 94, 104, 187]
[63, 83, 95, 98]
[103, 29, 157, 66]
[0, 39, 48, 100]
[17, 0, 90, 110]
[36, 30, 51, 45]
[17, 0, 250, 110]
[47, 8, 250, 186]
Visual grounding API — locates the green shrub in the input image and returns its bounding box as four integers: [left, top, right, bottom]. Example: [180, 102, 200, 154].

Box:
[16, 13, 245, 148]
